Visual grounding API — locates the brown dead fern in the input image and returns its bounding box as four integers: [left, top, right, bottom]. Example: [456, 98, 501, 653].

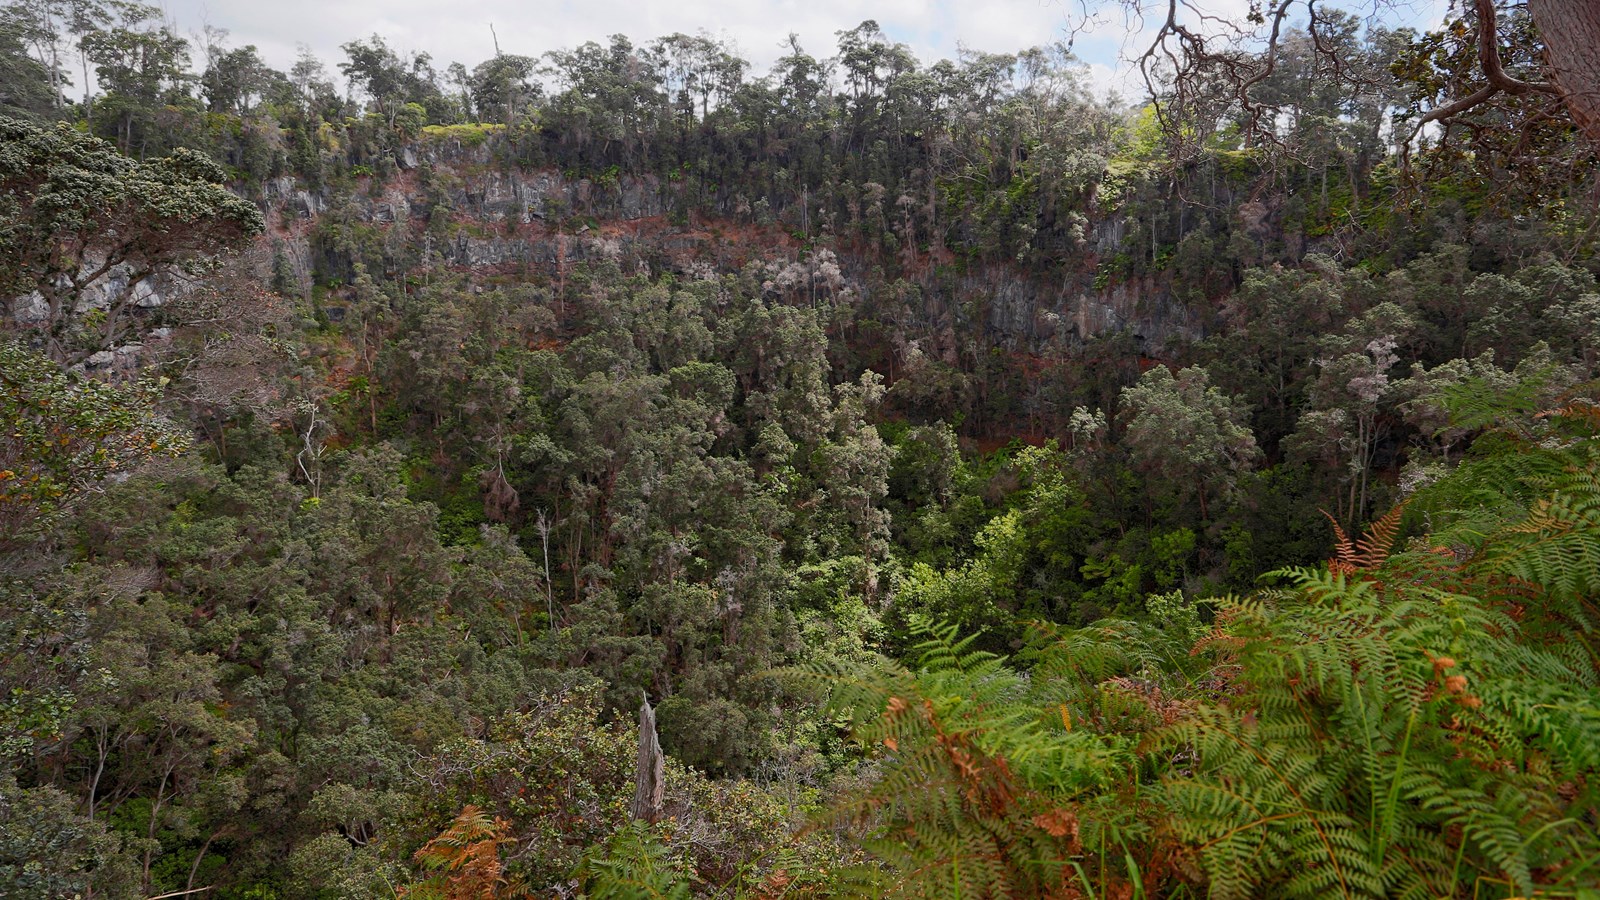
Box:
[1323, 503, 1407, 576]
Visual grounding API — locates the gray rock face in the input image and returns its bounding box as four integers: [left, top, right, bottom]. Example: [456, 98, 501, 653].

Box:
[1093, 216, 1127, 255]
[295, 190, 323, 218]
[4, 260, 203, 391]
[132, 279, 163, 309]
[80, 343, 146, 373]
[60, 262, 174, 316]
[261, 174, 324, 219]
[440, 168, 666, 224]
[11, 292, 48, 325]
[252, 139, 1201, 355]
[931, 265, 1199, 354]
[261, 176, 298, 202]
[280, 162, 672, 233]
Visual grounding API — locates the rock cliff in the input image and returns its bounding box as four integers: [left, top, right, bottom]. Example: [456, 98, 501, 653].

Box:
[257, 134, 1203, 358]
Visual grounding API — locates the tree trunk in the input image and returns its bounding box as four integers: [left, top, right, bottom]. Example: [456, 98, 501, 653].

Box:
[1530, 0, 1600, 143]
[629, 693, 665, 824]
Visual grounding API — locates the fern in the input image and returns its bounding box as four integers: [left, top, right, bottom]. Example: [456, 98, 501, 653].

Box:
[574, 822, 694, 900]
[804, 389, 1600, 899]
[1483, 465, 1600, 632]
[1417, 396, 1600, 635]
[797, 619, 1155, 899]
[406, 805, 528, 899]
[1324, 503, 1407, 576]
[1158, 562, 1600, 898]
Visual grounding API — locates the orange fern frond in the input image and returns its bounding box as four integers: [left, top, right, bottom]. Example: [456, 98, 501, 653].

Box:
[408, 805, 525, 899]
[1321, 510, 1358, 576]
[1355, 502, 1406, 568]
[1534, 400, 1600, 427]
[1323, 503, 1407, 574]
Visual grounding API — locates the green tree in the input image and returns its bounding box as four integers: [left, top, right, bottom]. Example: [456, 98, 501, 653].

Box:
[339, 33, 444, 127]
[0, 116, 263, 363]
[0, 9, 57, 118]
[1119, 365, 1260, 521]
[0, 0, 85, 116]
[199, 35, 277, 115]
[0, 340, 187, 548]
[79, 1, 190, 154]
[0, 773, 139, 898]
[468, 53, 539, 124]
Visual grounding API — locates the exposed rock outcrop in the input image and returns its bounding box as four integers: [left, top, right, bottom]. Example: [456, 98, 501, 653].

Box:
[256, 136, 1201, 356]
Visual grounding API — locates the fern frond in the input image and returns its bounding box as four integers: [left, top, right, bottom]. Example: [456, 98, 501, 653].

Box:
[1535, 399, 1600, 428]
[1323, 508, 1358, 576]
[1357, 503, 1406, 568]
[1322, 504, 1407, 575]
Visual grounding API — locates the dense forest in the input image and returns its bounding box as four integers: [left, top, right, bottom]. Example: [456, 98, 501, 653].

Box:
[2, 0, 1599, 896]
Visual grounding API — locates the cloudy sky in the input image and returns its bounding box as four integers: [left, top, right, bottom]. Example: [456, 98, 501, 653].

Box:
[151, 0, 1451, 101]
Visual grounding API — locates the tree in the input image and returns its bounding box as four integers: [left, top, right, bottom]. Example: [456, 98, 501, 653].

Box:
[288, 42, 336, 112]
[1111, 0, 1599, 168]
[1119, 365, 1260, 520]
[339, 34, 443, 127]
[1285, 302, 1417, 525]
[0, 773, 139, 897]
[1201, 258, 1358, 448]
[64, 594, 255, 895]
[542, 35, 667, 168]
[199, 37, 275, 115]
[1529, 0, 1600, 140]
[0, 10, 57, 118]
[0, 340, 187, 549]
[0, 116, 263, 363]
[1398, 0, 1598, 145]
[79, 1, 190, 154]
[0, 0, 77, 115]
[469, 53, 538, 124]
[645, 31, 744, 124]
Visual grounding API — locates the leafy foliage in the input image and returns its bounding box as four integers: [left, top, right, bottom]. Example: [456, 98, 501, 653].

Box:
[576, 822, 694, 900]
[0, 340, 187, 547]
[810, 393, 1600, 899]
[1, 7, 1599, 897]
[0, 116, 264, 362]
[405, 805, 527, 899]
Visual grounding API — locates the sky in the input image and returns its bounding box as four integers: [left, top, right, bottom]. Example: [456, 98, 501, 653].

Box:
[150, 0, 1454, 102]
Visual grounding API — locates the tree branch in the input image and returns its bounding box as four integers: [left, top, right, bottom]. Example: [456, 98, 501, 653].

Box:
[1405, 0, 1560, 149]
[1474, 0, 1560, 97]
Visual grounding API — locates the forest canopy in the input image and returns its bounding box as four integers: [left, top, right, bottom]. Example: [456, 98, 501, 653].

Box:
[1, 1, 1598, 898]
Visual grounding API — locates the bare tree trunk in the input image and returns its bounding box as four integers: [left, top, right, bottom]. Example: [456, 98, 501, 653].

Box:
[80, 54, 91, 127]
[143, 767, 173, 894]
[86, 727, 108, 820]
[536, 508, 554, 628]
[629, 693, 665, 824]
[186, 826, 227, 895]
[1530, 0, 1600, 143]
